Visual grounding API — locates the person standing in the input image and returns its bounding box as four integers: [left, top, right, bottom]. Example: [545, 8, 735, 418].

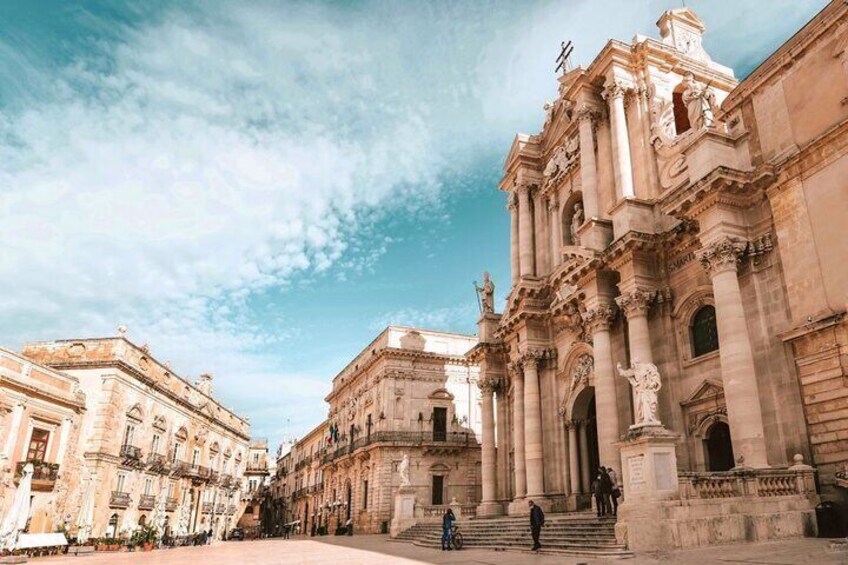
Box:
[607, 466, 621, 516]
[441, 508, 456, 550]
[591, 474, 604, 517]
[528, 499, 545, 551]
[599, 467, 613, 517]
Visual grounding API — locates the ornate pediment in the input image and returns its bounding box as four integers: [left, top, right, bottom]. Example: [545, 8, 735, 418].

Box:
[428, 388, 454, 401]
[680, 379, 724, 408]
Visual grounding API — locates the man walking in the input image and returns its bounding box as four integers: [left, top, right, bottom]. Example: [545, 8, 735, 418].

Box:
[441, 507, 456, 551]
[607, 466, 621, 516]
[528, 499, 545, 551]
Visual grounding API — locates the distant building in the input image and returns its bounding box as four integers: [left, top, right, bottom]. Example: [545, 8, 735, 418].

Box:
[0, 347, 86, 534]
[287, 421, 327, 535]
[23, 330, 252, 540]
[320, 327, 482, 534]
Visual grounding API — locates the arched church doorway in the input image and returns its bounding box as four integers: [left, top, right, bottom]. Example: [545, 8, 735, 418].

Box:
[705, 421, 735, 471]
[570, 386, 600, 501]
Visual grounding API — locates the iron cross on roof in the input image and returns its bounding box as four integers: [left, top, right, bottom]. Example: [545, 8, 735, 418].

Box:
[555, 40, 574, 75]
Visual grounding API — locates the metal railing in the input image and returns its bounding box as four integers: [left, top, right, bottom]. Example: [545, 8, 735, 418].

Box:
[166, 497, 179, 512]
[138, 494, 156, 510]
[110, 491, 131, 508]
[15, 461, 60, 488]
[120, 444, 142, 460]
[201, 502, 214, 513]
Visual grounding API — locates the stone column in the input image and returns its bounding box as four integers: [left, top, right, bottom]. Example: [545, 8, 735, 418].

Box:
[578, 421, 591, 494]
[602, 80, 635, 199]
[548, 195, 560, 268]
[496, 388, 509, 501]
[616, 289, 655, 365]
[478, 378, 500, 515]
[583, 305, 621, 475]
[567, 420, 580, 495]
[509, 194, 520, 285]
[3, 401, 25, 460]
[523, 353, 545, 497]
[697, 237, 769, 468]
[511, 365, 527, 499]
[576, 105, 600, 218]
[517, 184, 536, 277]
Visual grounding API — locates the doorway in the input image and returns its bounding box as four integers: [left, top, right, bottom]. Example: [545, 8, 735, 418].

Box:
[431, 475, 444, 505]
[432, 407, 447, 442]
[705, 421, 735, 471]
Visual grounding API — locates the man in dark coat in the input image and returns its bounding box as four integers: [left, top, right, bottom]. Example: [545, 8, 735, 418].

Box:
[528, 499, 545, 551]
[441, 508, 456, 550]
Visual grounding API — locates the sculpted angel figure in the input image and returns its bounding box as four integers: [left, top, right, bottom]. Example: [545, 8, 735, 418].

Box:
[617, 359, 662, 426]
[398, 453, 410, 487]
[570, 202, 585, 244]
[681, 73, 718, 130]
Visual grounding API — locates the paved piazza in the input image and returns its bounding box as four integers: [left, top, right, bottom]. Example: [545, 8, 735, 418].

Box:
[37, 536, 845, 565]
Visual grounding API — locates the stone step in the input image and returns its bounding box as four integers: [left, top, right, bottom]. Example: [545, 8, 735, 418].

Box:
[412, 540, 634, 559]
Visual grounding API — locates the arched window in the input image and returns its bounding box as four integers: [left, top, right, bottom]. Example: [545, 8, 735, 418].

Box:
[672, 91, 691, 135]
[705, 421, 735, 472]
[691, 305, 719, 357]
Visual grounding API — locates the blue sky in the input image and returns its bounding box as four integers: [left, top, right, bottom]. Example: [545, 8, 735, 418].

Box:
[0, 0, 827, 448]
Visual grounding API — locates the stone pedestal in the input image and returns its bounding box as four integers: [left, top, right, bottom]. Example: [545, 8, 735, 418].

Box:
[615, 426, 680, 550]
[389, 487, 417, 538]
[477, 312, 501, 344]
[576, 218, 613, 252]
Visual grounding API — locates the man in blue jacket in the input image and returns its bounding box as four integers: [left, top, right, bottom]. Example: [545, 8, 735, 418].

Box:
[528, 499, 545, 551]
[441, 508, 456, 551]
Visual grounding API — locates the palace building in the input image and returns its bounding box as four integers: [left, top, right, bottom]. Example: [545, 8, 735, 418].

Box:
[469, 1, 847, 548]
[22, 329, 252, 540]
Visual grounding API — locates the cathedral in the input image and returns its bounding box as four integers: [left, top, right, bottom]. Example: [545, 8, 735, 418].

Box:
[468, 1, 848, 550]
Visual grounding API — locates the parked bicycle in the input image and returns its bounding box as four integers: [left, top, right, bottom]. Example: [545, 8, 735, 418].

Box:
[450, 524, 464, 550]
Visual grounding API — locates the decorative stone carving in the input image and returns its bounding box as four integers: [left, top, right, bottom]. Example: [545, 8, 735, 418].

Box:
[570, 202, 584, 244]
[602, 80, 627, 101]
[569, 354, 594, 394]
[543, 136, 579, 185]
[398, 453, 410, 487]
[582, 304, 616, 333]
[658, 8, 712, 64]
[616, 289, 657, 318]
[649, 99, 689, 190]
[474, 271, 495, 314]
[399, 330, 426, 351]
[617, 360, 663, 427]
[681, 73, 719, 130]
[697, 236, 748, 275]
[478, 376, 501, 395]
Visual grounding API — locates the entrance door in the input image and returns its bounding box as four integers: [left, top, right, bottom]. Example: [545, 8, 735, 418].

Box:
[431, 475, 444, 505]
[433, 407, 447, 442]
[706, 421, 735, 471]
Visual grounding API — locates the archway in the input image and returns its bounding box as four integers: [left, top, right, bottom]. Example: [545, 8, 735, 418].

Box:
[705, 421, 735, 471]
[570, 386, 599, 500]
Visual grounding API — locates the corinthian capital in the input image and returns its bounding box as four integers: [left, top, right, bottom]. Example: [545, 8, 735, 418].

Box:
[615, 289, 656, 318]
[506, 191, 518, 211]
[582, 304, 616, 333]
[515, 182, 535, 198]
[697, 236, 748, 275]
[478, 376, 501, 395]
[575, 104, 601, 123]
[602, 80, 627, 102]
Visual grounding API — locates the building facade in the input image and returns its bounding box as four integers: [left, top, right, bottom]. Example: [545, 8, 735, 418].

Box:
[0, 347, 86, 535]
[22, 330, 252, 540]
[470, 0, 846, 540]
[287, 421, 327, 535]
[320, 327, 482, 535]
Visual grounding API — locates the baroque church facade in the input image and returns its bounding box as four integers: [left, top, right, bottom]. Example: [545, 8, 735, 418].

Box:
[469, 1, 848, 545]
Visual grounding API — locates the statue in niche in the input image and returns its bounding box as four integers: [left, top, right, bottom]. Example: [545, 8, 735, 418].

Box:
[398, 453, 410, 487]
[570, 202, 585, 245]
[681, 73, 718, 130]
[617, 359, 662, 427]
[474, 271, 495, 314]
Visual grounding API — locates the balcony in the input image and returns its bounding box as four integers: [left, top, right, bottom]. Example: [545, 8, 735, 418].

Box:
[201, 502, 214, 514]
[146, 452, 168, 473]
[219, 474, 232, 488]
[227, 504, 236, 515]
[320, 431, 478, 465]
[138, 494, 156, 510]
[166, 497, 179, 512]
[109, 491, 131, 509]
[246, 461, 268, 473]
[216, 503, 226, 514]
[186, 464, 212, 483]
[120, 444, 143, 467]
[169, 460, 189, 478]
[15, 461, 59, 492]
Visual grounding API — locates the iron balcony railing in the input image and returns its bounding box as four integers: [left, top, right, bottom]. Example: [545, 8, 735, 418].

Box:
[138, 494, 156, 510]
[166, 497, 179, 512]
[110, 491, 131, 508]
[15, 460, 59, 491]
[146, 452, 168, 471]
[321, 431, 478, 465]
[120, 444, 142, 461]
[201, 502, 214, 513]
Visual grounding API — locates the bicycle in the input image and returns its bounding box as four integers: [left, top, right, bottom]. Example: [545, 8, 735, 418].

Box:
[450, 524, 464, 550]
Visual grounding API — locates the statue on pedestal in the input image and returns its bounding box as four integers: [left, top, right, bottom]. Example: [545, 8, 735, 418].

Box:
[474, 272, 495, 314]
[681, 73, 718, 130]
[398, 453, 410, 488]
[570, 202, 585, 245]
[617, 360, 662, 427]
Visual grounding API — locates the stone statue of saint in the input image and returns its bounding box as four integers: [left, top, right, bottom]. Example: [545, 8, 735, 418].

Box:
[681, 73, 718, 130]
[398, 453, 410, 487]
[475, 272, 495, 314]
[617, 360, 662, 427]
[570, 202, 585, 244]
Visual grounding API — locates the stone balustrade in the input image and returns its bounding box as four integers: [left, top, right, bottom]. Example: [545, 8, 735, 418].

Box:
[678, 465, 816, 501]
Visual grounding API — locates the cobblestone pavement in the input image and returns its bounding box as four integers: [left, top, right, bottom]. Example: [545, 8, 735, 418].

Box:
[38, 535, 845, 565]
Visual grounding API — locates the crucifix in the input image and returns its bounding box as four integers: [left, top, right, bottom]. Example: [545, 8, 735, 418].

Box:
[555, 40, 574, 75]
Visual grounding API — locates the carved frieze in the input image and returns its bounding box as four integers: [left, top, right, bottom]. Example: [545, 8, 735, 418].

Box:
[615, 289, 658, 318]
[582, 304, 616, 333]
[697, 236, 747, 275]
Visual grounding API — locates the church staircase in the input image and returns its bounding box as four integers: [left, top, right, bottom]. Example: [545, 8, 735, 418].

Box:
[394, 512, 633, 559]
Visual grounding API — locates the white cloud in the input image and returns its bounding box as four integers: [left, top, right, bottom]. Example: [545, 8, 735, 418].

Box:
[369, 303, 478, 334]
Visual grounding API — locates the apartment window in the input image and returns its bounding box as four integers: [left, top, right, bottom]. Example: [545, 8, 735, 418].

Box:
[253, 453, 259, 464]
[363, 480, 368, 510]
[144, 478, 153, 496]
[191, 447, 200, 466]
[27, 429, 50, 462]
[167, 482, 175, 498]
[151, 434, 160, 455]
[122, 424, 135, 447]
[171, 443, 182, 464]
[116, 473, 127, 493]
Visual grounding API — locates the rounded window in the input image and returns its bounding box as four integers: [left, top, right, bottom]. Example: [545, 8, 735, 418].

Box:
[691, 305, 719, 357]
